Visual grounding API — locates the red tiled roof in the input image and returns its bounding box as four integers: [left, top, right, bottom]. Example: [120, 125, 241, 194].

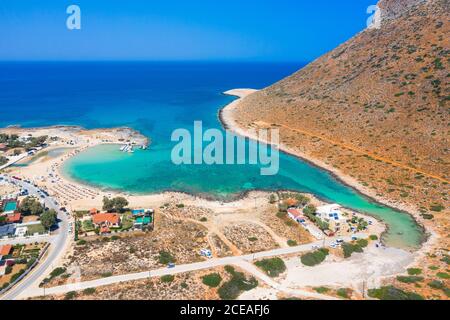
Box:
[92, 213, 120, 225]
[90, 208, 98, 215]
[0, 244, 12, 256]
[6, 213, 21, 223]
[287, 208, 304, 219]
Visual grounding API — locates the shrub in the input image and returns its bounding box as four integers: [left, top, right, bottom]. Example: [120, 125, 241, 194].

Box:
[248, 237, 258, 242]
[83, 288, 96, 295]
[77, 240, 87, 246]
[301, 248, 329, 266]
[337, 288, 350, 299]
[287, 240, 297, 247]
[369, 235, 378, 241]
[368, 286, 424, 300]
[101, 272, 113, 278]
[437, 272, 449, 279]
[357, 239, 368, 248]
[428, 280, 444, 290]
[64, 291, 77, 300]
[342, 242, 364, 258]
[396, 276, 423, 283]
[158, 251, 176, 265]
[255, 258, 286, 277]
[430, 204, 444, 212]
[50, 267, 66, 279]
[200, 217, 207, 222]
[313, 287, 329, 294]
[407, 268, 422, 276]
[218, 271, 258, 300]
[161, 275, 174, 283]
[176, 204, 185, 208]
[202, 273, 222, 288]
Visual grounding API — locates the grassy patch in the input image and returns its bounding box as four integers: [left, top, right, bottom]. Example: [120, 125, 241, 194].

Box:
[26, 223, 46, 235]
[255, 258, 286, 277]
[337, 288, 350, 299]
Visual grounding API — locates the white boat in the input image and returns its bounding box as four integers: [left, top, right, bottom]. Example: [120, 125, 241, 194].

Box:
[119, 145, 127, 151]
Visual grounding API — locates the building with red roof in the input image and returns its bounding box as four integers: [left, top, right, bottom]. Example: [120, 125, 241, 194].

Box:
[0, 244, 12, 256]
[6, 213, 22, 224]
[287, 208, 305, 223]
[92, 213, 121, 228]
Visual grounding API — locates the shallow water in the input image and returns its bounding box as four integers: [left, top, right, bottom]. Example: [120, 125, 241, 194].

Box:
[0, 62, 424, 249]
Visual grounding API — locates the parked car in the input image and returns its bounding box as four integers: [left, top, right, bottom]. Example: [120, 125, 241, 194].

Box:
[168, 263, 175, 268]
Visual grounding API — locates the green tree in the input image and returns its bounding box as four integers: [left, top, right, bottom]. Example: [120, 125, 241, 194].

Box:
[303, 204, 316, 216]
[102, 197, 114, 212]
[40, 209, 57, 230]
[20, 197, 44, 216]
[113, 197, 129, 212]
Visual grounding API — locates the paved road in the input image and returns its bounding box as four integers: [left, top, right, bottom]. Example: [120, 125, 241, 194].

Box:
[20, 237, 352, 300]
[0, 174, 71, 300]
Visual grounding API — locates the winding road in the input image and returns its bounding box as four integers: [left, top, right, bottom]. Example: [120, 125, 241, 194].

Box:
[0, 174, 71, 300]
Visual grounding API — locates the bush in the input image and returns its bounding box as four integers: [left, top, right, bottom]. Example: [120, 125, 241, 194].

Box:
[369, 235, 378, 241]
[255, 258, 286, 277]
[287, 240, 297, 247]
[161, 275, 174, 283]
[202, 273, 222, 288]
[64, 291, 77, 300]
[301, 248, 329, 266]
[200, 217, 207, 222]
[50, 267, 66, 279]
[101, 272, 112, 278]
[356, 239, 368, 248]
[158, 251, 176, 265]
[407, 268, 422, 276]
[342, 242, 364, 258]
[77, 240, 87, 246]
[218, 269, 258, 300]
[337, 288, 350, 299]
[313, 287, 329, 294]
[428, 280, 444, 290]
[83, 288, 96, 295]
[396, 276, 423, 283]
[437, 272, 449, 279]
[368, 286, 424, 300]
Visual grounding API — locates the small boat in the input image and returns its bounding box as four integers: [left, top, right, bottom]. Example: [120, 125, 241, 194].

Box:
[119, 145, 127, 151]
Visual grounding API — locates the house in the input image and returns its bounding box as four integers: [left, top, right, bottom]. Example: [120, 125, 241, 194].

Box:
[92, 213, 121, 229]
[316, 204, 346, 232]
[0, 244, 13, 264]
[6, 213, 22, 224]
[0, 224, 15, 238]
[89, 208, 98, 215]
[287, 208, 306, 223]
[0, 244, 12, 257]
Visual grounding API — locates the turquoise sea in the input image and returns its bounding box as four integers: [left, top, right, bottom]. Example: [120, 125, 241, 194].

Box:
[0, 62, 424, 249]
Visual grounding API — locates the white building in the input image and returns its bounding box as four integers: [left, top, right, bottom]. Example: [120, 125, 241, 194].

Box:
[316, 204, 346, 232]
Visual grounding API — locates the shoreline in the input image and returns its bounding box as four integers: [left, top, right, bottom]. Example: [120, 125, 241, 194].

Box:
[219, 89, 433, 253]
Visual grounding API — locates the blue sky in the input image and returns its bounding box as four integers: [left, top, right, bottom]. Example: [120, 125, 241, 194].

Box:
[0, 0, 375, 61]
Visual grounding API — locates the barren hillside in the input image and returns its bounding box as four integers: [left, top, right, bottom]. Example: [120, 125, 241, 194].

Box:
[231, 0, 449, 218]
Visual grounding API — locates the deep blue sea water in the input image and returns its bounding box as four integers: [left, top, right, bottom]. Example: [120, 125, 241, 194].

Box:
[0, 62, 424, 248]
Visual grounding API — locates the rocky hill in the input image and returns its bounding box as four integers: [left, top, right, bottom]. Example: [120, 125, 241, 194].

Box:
[231, 0, 448, 216]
